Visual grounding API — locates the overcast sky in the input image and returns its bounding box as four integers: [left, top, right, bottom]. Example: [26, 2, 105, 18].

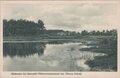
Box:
[2, 1, 119, 32]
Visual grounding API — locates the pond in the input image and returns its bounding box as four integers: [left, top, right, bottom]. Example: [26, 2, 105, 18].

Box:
[3, 41, 106, 71]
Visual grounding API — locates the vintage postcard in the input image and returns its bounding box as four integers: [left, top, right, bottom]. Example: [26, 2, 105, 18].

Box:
[0, 0, 120, 78]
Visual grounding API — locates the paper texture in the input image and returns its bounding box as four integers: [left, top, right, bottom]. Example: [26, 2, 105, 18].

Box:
[0, 0, 120, 78]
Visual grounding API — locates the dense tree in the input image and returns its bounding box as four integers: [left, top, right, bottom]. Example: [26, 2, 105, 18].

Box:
[81, 30, 89, 35]
[81, 29, 117, 36]
[3, 19, 117, 37]
[3, 19, 46, 36]
[38, 19, 45, 30]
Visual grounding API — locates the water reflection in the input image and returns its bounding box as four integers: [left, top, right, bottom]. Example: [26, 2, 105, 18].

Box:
[3, 43, 46, 57]
[3, 42, 106, 71]
[3, 41, 80, 57]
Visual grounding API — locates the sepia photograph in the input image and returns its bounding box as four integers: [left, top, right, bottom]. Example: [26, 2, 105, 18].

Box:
[0, 0, 120, 78]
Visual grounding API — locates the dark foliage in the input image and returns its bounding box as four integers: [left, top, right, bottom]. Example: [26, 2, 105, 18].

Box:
[3, 19, 117, 37]
[3, 19, 46, 36]
[81, 29, 117, 36]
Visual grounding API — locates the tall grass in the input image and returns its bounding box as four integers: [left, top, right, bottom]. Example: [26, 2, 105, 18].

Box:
[80, 36, 117, 71]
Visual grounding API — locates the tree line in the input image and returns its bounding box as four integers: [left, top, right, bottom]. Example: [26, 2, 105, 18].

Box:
[3, 19, 45, 36]
[3, 19, 117, 37]
[81, 30, 117, 36]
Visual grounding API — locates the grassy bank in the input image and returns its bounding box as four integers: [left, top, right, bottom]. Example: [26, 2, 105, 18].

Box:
[80, 36, 117, 71]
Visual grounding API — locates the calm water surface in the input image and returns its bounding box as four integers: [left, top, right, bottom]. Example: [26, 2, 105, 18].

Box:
[3, 42, 105, 71]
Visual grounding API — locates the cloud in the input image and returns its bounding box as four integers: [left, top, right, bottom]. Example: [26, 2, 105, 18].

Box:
[2, 1, 119, 31]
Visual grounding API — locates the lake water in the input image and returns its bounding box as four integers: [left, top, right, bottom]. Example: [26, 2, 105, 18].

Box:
[3, 42, 106, 71]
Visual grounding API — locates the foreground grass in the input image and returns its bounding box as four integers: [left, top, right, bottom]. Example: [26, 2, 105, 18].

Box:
[80, 36, 117, 71]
